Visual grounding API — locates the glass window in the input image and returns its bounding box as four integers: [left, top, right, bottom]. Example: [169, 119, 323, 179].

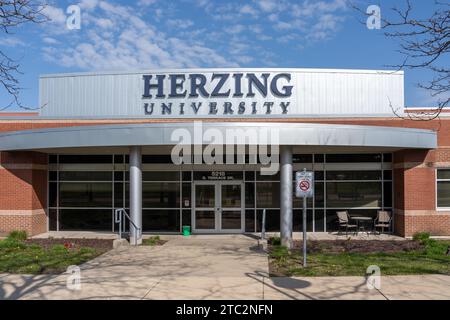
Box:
[59, 171, 112, 181]
[182, 171, 192, 181]
[437, 170, 450, 208]
[114, 155, 124, 164]
[48, 155, 58, 164]
[143, 209, 180, 231]
[383, 170, 393, 180]
[293, 154, 313, 163]
[314, 171, 324, 180]
[114, 171, 124, 181]
[384, 182, 393, 208]
[182, 183, 191, 208]
[142, 155, 174, 164]
[49, 209, 57, 231]
[256, 209, 279, 232]
[245, 210, 255, 232]
[182, 210, 191, 228]
[143, 171, 180, 181]
[437, 169, 450, 180]
[143, 182, 179, 208]
[293, 209, 313, 232]
[256, 182, 280, 208]
[245, 182, 255, 208]
[59, 209, 112, 231]
[314, 210, 325, 232]
[49, 182, 57, 207]
[49, 171, 57, 181]
[383, 153, 393, 162]
[437, 181, 450, 208]
[59, 183, 112, 207]
[314, 182, 325, 208]
[314, 154, 324, 163]
[245, 171, 255, 181]
[256, 171, 280, 181]
[326, 182, 382, 208]
[114, 182, 125, 208]
[326, 171, 381, 181]
[326, 154, 382, 163]
[59, 155, 112, 164]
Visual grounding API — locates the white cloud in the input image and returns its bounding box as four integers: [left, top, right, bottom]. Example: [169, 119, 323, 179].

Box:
[167, 19, 194, 29]
[239, 5, 258, 17]
[225, 24, 245, 34]
[138, 0, 158, 6]
[42, 37, 59, 44]
[42, 1, 236, 70]
[41, 5, 66, 25]
[256, 0, 278, 12]
[1, 37, 26, 47]
[79, 0, 99, 10]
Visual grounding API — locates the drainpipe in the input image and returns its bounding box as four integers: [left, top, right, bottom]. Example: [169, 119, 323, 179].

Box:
[280, 145, 293, 248]
[129, 146, 142, 245]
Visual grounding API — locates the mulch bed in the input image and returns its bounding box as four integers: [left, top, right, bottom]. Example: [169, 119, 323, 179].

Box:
[25, 238, 114, 253]
[279, 240, 424, 254]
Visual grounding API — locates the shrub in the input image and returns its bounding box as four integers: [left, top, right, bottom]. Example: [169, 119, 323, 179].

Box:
[7, 230, 28, 241]
[413, 232, 430, 243]
[269, 236, 281, 246]
[0, 238, 26, 249]
[143, 236, 161, 246]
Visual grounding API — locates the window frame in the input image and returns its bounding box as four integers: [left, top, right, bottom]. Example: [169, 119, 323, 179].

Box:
[436, 168, 450, 210]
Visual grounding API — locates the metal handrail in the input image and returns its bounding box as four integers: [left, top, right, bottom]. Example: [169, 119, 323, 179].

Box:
[114, 208, 141, 246]
[261, 209, 266, 240]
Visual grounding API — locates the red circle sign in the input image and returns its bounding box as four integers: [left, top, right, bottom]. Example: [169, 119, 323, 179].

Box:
[299, 180, 310, 192]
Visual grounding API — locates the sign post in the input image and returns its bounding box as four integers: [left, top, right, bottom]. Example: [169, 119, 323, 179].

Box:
[295, 169, 314, 267]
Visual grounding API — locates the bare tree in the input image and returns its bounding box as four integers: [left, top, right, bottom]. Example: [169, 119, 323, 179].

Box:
[353, 0, 449, 120]
[1, 0, 48, 111]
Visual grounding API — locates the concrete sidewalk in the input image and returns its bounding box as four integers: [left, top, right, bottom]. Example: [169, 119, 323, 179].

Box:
[1, 235, 449, 300]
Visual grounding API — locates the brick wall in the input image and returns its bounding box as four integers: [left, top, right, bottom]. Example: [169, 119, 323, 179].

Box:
[0, 116, 449, 237]
[0, 151, 48, 236]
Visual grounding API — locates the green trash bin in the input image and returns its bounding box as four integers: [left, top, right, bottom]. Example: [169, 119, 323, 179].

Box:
[182, 225, 191, 236]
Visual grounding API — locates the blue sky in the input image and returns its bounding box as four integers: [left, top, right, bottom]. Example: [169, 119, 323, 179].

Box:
[1, 0, 448, 110]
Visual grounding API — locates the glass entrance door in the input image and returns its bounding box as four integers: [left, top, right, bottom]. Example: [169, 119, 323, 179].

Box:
[192, 181, 244, 233]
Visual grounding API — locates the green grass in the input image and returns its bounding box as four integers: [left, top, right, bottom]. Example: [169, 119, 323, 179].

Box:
[0, 234, 103, 274]
[269, 240, 450, 277]
[142, 236, 162, 246]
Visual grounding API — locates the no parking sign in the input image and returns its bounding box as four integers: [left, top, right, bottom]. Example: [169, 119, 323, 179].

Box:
[295, 169, 314, 267]
[295, 170, 314, 198]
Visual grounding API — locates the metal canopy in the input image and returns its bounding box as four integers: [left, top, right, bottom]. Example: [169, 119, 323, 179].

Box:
[0, 122, 437, 151]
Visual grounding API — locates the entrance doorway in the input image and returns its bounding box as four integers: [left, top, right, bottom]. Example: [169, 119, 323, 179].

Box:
[192, 181, 244, 233]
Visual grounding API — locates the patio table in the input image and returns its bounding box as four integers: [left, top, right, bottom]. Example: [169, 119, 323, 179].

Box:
[351, 216, 373, 234]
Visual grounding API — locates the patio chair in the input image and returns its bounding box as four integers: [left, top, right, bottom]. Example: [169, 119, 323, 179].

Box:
[336, 211, 357, 235]
[374, 210, 392, 234]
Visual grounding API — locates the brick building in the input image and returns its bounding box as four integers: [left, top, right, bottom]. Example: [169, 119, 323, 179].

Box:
[0, 68, 448, 241]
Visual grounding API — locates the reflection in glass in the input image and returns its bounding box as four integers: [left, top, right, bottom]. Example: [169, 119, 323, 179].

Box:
[437, 181, 450, 208]
[326, 182, 381, 208]
[196, 211, 215, 229]
[142, 209, 179, 231]
[221, 210, 241, 229]
[256, 182, 280, 208]
[195, 185, 215, 208]
[143, 182, 179, 208]
[59, 183, 112, 207]
[59, 209, 112, 231]
[221, 184, 241, 208]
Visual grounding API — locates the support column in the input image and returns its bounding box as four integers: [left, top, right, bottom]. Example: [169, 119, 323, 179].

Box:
[129, 146, 142, 245]
[280, 145, 293, 248]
